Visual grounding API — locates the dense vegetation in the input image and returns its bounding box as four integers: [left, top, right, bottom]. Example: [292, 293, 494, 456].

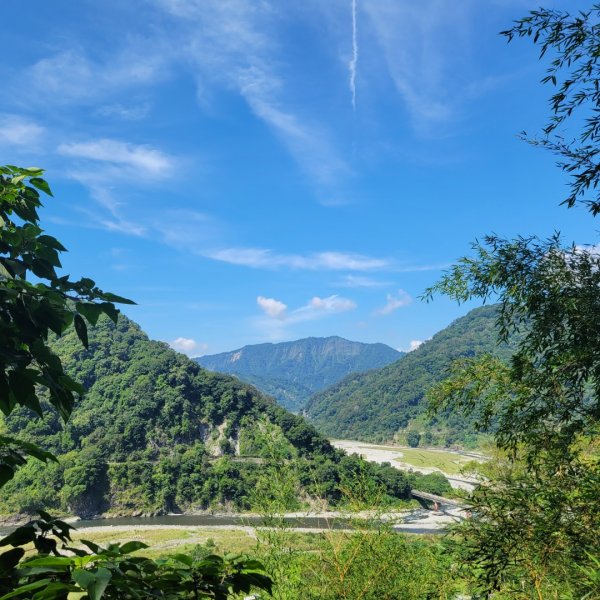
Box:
[421, 7, 600, 597]
[5, 2, 600, 597]
[305, 305, 514, 446]
[0, 314, 446, 518]
[196, 336, 402, 412]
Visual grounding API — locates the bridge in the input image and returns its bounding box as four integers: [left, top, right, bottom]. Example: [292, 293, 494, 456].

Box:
[410, 490, 469, 511]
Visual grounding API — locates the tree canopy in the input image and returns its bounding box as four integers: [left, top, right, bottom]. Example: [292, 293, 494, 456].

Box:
[425, 6, 600, 596]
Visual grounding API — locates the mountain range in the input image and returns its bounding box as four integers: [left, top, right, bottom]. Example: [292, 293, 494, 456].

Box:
[304, 305, 513, 445]
[0, 315, 440, 518]
[195, 337, 402, 411]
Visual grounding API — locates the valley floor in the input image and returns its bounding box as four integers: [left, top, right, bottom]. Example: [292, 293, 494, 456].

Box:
[331, 439, 485, 490]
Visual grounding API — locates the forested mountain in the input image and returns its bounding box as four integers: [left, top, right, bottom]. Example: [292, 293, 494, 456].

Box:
[0, 315, 442, 518]
[196, 337, 402, 411]
[305, 305, 514, 446]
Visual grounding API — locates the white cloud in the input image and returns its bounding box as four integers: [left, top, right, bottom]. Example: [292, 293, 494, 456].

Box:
[169, 337, 208, 356]
[257, 294, 356, 327]
[362, 0, 475, 131]
[0, 114, 44, 148]
[295, 295, 356, 321]
[337, 275, 391, 288]
[207, 248, 390, 271]
[408, 340, 423, 352]
[26, 46, 170, 105]
[57, 139, 177, 231]
[257, 296, 288, 320]
[154, 0, 351, 195]
[58, 139, 174, 177]
[375, 288, 412, 315]
[96, 102, 151, 121]
[349, 0, 358, 110]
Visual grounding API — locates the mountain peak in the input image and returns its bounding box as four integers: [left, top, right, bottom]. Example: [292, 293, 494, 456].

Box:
[196, 336, 403, 411]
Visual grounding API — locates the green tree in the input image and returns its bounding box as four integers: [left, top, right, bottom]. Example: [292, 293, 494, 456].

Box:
[0, 165, 133, 483]
[406, 431, 420, 448]
[0, 166, 273, 599]
[502, 5, 600, 215]
[425, 6, 600, 597]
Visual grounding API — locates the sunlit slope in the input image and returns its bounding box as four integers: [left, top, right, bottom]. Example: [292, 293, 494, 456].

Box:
[0, 315, 336, 515]
[305, 305, 513, 444]
[1, 315, 440, 517]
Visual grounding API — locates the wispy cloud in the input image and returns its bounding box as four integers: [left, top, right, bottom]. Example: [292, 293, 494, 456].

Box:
[349, 0, 358, 110]
[208, 248, 390, 271]
[0, 114, 45, 149]
[407, 340, 423, 351]
[395, 262, 450, 273]
[96, 102, 151, 121]
[25, 46, 170, 106]
[292, 295, 356, 322]
[336, 274, 391, 288]
[362, 0, 475, 131]
[375, 288, 412, 315]
[58, 139, 174, 177]
[154, 0, 351, 197]
[56, 138, 179, 237]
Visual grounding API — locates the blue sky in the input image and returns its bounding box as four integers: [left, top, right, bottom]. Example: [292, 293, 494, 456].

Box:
[2, 0, 595, 356]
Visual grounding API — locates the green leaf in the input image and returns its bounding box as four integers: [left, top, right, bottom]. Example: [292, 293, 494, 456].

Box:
[72, 568, 111, 600]
[0, 525, 36, 548]
[119, 541, 148, 555]
[0, 548, 25, 574]
[74, 314, 88, 349]
[37, 235, 66, 252]
[80, 540, 101, 554]
[0, 578, 52, 600]
[19, 555, 72, 574]
[98, 302, 119, 324]
[0, 465, 16, 487]
[76, 302, 104, 326]
[170, 553, 193, 566]
[29, 177, 52, 197]
[98, 292, 136, 305]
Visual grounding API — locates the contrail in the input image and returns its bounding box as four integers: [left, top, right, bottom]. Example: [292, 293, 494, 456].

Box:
[349, 0, 358, 110]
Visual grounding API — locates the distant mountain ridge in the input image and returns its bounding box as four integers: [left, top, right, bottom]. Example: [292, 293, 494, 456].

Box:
[304, 305, 514, 445]
[195, 336, 403, 411]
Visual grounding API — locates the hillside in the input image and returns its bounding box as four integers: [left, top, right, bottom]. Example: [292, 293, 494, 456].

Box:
[304, 305, 514, 446]
[0, 315, 440, 518]
[196, 337, 402, 411]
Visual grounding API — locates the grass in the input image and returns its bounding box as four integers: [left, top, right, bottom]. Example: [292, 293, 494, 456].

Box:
[392, 447, 477, 475]
[70, 526, 258, 559]
[351, 442, 480, 475]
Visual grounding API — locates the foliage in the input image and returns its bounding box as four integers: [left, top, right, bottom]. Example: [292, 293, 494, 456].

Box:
[427, 236, 600, 460]
[305, 304, 513, 444]
[423, 5, 600, 596]
[502, 6, 600, 215]
[406, 431, 420, 448]
[0, 166, 273, 599]
[0, 166, 133, 484]
[251, 461, 461, 600]
[197, 336, 402, 412]
[0, 512, 271, 599]
[0, 314, 437, 516]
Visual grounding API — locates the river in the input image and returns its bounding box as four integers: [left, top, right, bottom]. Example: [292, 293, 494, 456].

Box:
[0, 509, 462, 537]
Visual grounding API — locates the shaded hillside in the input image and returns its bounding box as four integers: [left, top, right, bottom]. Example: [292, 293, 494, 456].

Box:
[305, 305, 513, 445]
[0, 316, 437, 517]
[196, 337, 402, 411]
